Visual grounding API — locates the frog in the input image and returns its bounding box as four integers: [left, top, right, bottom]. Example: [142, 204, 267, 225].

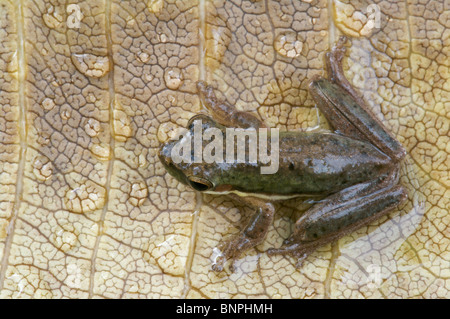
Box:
[158, 37, 407, 272]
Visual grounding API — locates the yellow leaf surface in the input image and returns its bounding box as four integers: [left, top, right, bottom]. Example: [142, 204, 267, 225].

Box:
[0, 0, 448, 298]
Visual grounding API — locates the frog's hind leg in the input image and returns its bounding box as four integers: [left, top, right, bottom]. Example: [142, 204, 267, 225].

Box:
[267, 169, 407, 266]
[310, 37, 406, 162]
[197, 81, 266, 129]
[324, 37, 381, 113]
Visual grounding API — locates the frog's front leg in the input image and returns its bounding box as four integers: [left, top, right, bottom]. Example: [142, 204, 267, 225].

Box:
[268, 170, 407, 266]
[194, 82, 273, 272]
[197, 81, 266, 129]
[212, 194, 275, 272]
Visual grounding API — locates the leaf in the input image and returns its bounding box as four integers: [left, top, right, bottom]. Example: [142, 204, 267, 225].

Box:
[0, 0, 448, 298]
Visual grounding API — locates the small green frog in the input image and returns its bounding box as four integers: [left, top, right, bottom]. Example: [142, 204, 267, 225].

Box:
[159, 37, 407, 272]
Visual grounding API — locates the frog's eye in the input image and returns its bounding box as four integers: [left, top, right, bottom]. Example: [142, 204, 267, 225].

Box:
[187, 176, 213, 191]
[187, 114, 217, 131]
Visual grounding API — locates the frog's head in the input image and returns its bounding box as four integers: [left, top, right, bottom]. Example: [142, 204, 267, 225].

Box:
[159, 139, 189, 186]
[158, 115, 222, 192]
[158, 140, 216, 192]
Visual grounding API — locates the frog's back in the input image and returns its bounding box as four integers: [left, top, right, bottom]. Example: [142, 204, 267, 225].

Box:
[217, 131, 392, 195]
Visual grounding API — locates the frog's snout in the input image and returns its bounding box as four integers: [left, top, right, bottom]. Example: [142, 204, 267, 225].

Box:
[158, 141, 175, 170]
[158, 141, 190, 187]
[158, 141, 168, 159]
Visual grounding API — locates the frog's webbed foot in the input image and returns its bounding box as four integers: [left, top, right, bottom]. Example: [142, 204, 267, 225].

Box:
[212, 234, 259, 273]
[267, 243, 313, 268]
[211, 198, 275, 272]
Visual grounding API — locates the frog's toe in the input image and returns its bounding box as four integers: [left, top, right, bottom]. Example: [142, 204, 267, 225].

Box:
[331, 36, 349, 60]
[211, 237, 249, 272]
[267, 243, 300, 256]
[266, 238, 295, 254]
[211, 255, 239, 273]
[267, 242, 309, 257]
[268, 245, 311, 268]
[335, 36, 349, 50]
[196, 80, 207, 91]
[211, 257, 225, 272]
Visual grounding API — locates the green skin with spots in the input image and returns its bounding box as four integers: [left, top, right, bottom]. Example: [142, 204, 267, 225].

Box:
[159, 121, 392, 196]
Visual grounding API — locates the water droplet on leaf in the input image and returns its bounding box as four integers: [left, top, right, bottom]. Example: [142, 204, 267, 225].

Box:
[274, 32, 306, 58]
[113, 107, 133, 142]
[85, 118, 101, 137]
[129, 181, 148, 207]
[50, 222, 79, 252]
[64, 181, 106, 214]
[164, 67, 184, 90]
[42, 98, 55, 110]
[90, 143, 111, 160]
[43, 8, 63, 29]
[147, 0, 164, 13]
[71, 53, 110, 78]
[32, 156, 53, 181]
[136, 51, 150, 63]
